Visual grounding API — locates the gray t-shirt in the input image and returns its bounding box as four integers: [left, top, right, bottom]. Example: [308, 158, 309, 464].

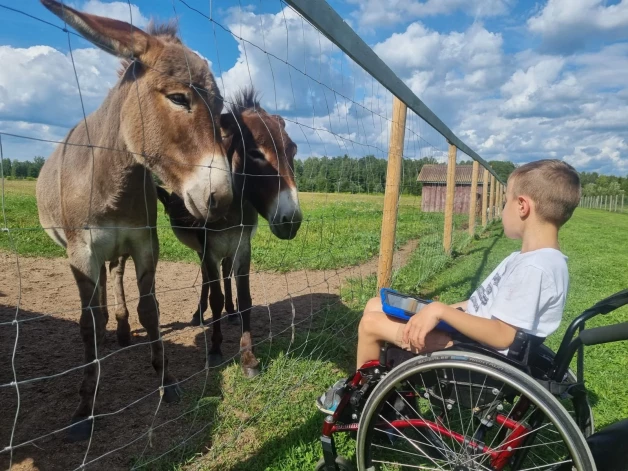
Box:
[467, 248, 569, 339]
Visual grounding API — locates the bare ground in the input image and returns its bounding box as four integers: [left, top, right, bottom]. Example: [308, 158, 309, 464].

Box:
[0, 240, 417, 471]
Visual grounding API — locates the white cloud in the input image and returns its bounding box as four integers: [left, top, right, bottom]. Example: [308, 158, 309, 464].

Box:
[528, 0, 628, 54]
[499, 56, 585, 118]
[0, 45, 119, 128]
[75, 0, 149, 28]
[1, 1, 626, 176]
[0, 121, 68, 161]
[372, 22, 505, 126]
[218, 6, 346, 115]
[350, 0, 513, 29]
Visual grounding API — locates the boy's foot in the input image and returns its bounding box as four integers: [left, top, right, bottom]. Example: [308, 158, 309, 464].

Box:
[316, 379, 346, 415]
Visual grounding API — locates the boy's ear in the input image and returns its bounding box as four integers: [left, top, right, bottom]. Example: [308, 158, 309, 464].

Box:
[518, 195, 531, 218]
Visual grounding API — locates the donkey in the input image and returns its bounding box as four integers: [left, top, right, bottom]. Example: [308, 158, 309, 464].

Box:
[36, 0, 232, 441]
[110, 88, 303, 378]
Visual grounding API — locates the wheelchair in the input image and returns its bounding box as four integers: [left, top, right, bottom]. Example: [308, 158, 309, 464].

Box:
[316, 289, 628, 471]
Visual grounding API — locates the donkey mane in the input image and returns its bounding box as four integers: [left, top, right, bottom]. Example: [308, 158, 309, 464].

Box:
[228, 87, 262, 117]
[146, 19, 180, 39]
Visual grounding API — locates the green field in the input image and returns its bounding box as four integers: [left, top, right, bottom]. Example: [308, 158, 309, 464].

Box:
[0, 180, 469, 272]
[2, 179, 627, 470]
[131, 209, 627, 471]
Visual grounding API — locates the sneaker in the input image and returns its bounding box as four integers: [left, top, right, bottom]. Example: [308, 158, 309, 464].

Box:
[316, 379, 347, 415]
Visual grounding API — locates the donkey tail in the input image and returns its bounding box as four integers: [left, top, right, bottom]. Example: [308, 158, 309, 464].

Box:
[155, 185, 171, 214]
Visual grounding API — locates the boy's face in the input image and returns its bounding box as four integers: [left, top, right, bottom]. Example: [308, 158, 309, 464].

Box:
[502, 182, 525, 239]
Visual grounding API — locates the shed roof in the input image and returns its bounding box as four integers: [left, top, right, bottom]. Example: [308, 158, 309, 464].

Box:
[417, 164, 486, 185]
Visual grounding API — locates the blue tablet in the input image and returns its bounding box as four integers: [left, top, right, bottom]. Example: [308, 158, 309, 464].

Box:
[380, 288, 456, 333]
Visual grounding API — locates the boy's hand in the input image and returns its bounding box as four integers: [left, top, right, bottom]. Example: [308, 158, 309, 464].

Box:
[402, 302, 444, 350]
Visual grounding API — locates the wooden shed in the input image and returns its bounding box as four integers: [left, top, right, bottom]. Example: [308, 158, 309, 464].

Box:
[417, 164, 485, 215]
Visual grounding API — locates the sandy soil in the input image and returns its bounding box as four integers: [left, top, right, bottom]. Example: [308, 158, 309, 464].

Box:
[0, 240, 416, 471]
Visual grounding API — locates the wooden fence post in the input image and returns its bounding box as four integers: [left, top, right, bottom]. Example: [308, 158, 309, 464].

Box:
[443, 143, 457, 253]
[489, 174, 496, 221]
[377, 96, 407, 290]
[481, 168, 489, 226]
[468, 160, 479, 236]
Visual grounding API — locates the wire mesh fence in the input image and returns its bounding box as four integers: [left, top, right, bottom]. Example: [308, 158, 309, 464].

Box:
[0, 1, 504, 469]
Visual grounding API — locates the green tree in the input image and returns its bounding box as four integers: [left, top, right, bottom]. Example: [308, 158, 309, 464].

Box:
[489, 161, 517, 181]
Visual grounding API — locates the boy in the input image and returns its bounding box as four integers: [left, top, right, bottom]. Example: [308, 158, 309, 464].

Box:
[318, 159, 581, 414]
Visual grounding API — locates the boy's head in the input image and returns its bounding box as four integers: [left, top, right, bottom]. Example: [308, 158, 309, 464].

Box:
[502, 159, 581, 238]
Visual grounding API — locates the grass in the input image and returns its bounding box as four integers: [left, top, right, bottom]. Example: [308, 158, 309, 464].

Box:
[4, 178, 626, 469]
[140, 208, 627, 471]
[0, 180, 469, 272]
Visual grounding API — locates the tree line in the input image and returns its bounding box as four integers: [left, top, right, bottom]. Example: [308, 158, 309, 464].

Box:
[2, 157, 46, 179]
[3, 155, 626, 197]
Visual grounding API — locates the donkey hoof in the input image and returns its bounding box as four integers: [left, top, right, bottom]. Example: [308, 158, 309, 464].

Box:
[191, 312, 204, 326]
[227, 313, 241, 325]
[116, 330, 132, 347]
[163, 383, 182, 403]
[241, 366, 260, 378]
[67, 417, 93, 443]
[207, 352, 224, 368]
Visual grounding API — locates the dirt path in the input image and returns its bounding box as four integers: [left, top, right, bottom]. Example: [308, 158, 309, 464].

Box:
[0, 240, 417, 471]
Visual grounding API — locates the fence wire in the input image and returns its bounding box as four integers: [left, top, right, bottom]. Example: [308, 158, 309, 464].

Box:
[0, 1, 503, 470]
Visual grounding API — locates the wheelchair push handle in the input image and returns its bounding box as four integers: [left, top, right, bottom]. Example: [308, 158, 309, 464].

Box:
[583, 288, 628, 316]
[579, 321, 628, 346]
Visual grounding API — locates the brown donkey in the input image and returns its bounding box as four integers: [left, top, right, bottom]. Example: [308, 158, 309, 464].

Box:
[111, 88, 303, 378]
[35, 0, 232, 441]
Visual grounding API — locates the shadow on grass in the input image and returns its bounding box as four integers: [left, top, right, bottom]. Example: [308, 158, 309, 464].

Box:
[0, 289, 361, 471]
[133, 292, 362, 471]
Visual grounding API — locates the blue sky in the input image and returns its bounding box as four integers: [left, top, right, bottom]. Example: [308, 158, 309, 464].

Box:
[0, 0, 627, 175]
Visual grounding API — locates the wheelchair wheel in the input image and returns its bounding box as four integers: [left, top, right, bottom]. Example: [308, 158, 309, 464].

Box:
[529, 344, 594, 437]
[356, 351, 596, 471]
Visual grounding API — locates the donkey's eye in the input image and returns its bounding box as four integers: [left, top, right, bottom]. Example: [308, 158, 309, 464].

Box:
[167, 93, 190, 109]
[248, 149, 266, 161]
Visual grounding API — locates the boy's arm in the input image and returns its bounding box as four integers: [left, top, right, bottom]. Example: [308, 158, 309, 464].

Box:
[404, 302, 517, 351]
[448, 300, 468, 311]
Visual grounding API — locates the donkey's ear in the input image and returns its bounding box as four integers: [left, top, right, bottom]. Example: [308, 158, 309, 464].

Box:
[220, 113, 238, 136]
[41, 0, 159, 60]
[272, 115, 286, 128]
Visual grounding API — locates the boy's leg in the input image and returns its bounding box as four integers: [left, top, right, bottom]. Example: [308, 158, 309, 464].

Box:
[317, 297, 453, 415]
[357, 297, 406, 368]
[356, 297, 454, 368]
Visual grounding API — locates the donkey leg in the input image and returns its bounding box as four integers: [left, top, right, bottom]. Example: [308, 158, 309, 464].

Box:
[99, 264, 109, 327]
[191, 252, 210, 326]
[233, 246, 259, 378]
[67, 246, 107, 442]
[223, 256, 239, 325]
[206, 258, 225, 367]
[132, 244, 181, 403]
[109, 254, 132, 346]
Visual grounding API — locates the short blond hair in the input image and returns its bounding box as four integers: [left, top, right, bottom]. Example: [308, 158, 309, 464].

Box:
[508, 159, 581, 227]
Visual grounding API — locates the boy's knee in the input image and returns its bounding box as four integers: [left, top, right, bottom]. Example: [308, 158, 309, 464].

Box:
[363, 296, 382, 314]
[359, 310, 381, 338]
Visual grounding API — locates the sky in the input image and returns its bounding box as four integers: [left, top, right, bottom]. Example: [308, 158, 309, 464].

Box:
[0, 0, 627, 175]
